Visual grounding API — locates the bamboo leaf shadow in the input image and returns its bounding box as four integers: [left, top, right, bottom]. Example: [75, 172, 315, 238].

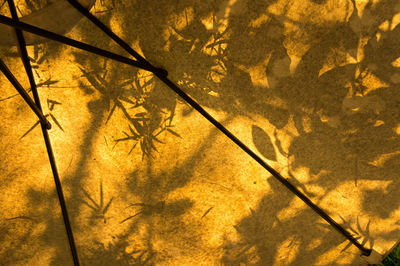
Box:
[251, 125, 276, 161]
[80, 181, 114, 224]
[337, 215, 374, 253]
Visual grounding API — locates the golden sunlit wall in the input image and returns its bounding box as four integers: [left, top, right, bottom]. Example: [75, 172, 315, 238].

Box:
[0, 0, 400, 265]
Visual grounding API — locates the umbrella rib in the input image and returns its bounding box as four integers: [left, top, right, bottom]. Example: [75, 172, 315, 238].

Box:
[6, 1, 80, 265]
[66, 0, 148, 65]
[0, 59, 51, 129]
[0, 14, 159, 73]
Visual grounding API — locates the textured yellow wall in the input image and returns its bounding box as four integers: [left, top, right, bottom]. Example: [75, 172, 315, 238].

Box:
[0, 0, 400, 265]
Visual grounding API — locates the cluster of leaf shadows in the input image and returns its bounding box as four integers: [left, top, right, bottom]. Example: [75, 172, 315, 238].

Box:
[77, 55, 181, 159]
[0, 39, 64, 139]
[115, 0, 400, 264]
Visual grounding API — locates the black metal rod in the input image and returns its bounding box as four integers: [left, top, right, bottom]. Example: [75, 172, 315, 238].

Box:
[0, 58, 51, 129]
[66, 0, 148, 64]
[0, 14, 158, 73]
[6, 0, 80, 265]
[68, 1, 372, 256]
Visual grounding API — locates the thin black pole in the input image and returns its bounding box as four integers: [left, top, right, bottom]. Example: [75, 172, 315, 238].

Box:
[6, 0, 80, 265]
[0, 59, 51, 129]
[66, 0, 148, 64]
[0, 14, 161, 74]
[67, 0, 372, 256]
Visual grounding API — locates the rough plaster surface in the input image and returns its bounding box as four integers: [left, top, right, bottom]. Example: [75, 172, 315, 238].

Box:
[0, 0, 400, 265]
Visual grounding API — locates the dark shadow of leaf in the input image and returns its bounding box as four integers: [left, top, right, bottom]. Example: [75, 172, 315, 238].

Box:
[251, 125, 276, 161]
[165, 198, 194, 216]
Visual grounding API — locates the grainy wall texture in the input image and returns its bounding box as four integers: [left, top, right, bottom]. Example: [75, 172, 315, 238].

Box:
[0, 0, 400, 265]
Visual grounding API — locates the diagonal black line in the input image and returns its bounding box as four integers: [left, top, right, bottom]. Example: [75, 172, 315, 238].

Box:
[0, 59, 51, 129]
[49, 113, 64, 132]
[0, 14, 158, 73]
[102, 197, 113, 215]
[7, 0, 79, 265]
[80, 200, 98, 212]
[67, 0, 372, 256]
[66, 0, 148, 65]
[81, 187, 100, 209]
[20, 118, 42, 139]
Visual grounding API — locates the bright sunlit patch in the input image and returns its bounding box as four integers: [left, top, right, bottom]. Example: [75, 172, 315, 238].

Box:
[392, 57, 400, 67]
[214, 0, 245, 23]
[362, 71, 389, 95]
[173, 7, 194, 31]
[306, 238, 323, 251]
[396, 124, 400, 135]
[201, 13, 214, 31]
[318, 49, 351, 78]
[376, 31, 382, 42]
[249, 13, 270, 28]
[346, 50, 359, 63]
[208, 91, 220, 97]
[391, 12, 400, 31]
[247, 58, 270, 87]
[374, 120, 384, 127]
[368, 151, 400, 168]
[276, 197, 308, 222]
[378, 20, 390, 31]
[314, 245, 342, 265]
[288, 54, 301, 74]
[301, 115, 312, 133]
[357, 180, 392, 192]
